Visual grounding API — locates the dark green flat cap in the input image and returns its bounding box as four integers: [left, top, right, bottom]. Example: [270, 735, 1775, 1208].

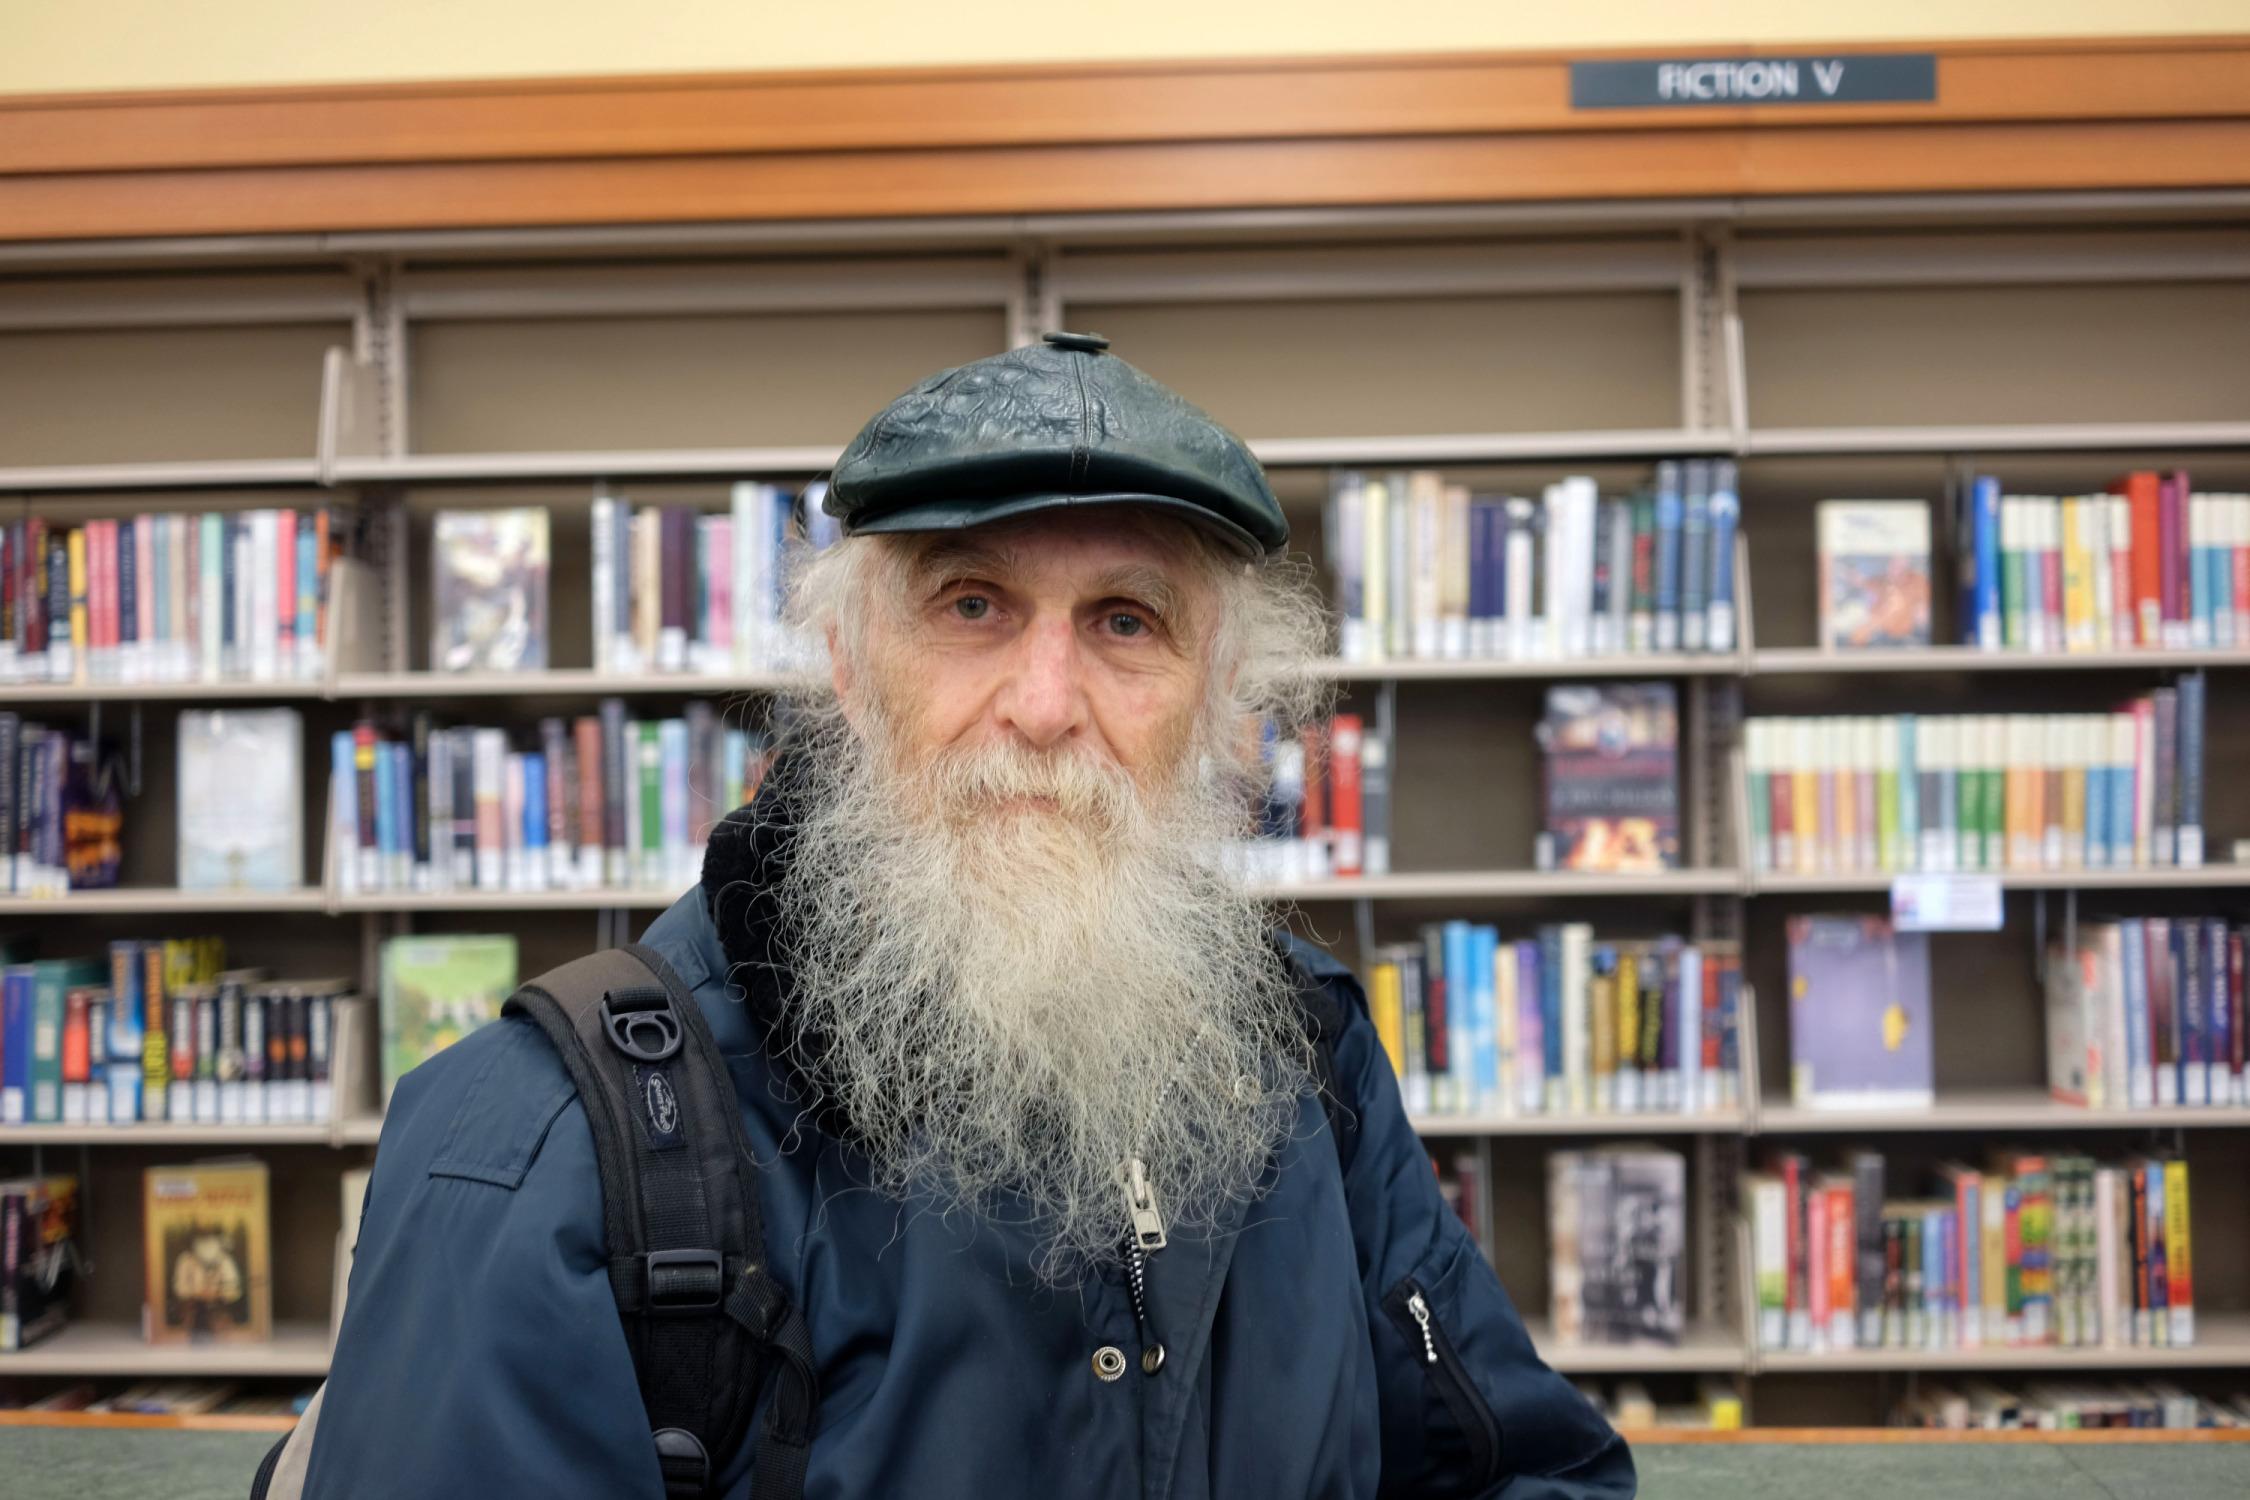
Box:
[823, 331, 1287, 559]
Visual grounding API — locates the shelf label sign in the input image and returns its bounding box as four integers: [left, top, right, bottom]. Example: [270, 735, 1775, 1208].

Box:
[1571, 54, 1937, 109]
[1890, 873, 2002, 932]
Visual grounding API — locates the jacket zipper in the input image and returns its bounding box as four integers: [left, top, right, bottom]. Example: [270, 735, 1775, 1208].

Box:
[1384, 1277, 1502, 1483]
[1121, 1156, 1165, 1366]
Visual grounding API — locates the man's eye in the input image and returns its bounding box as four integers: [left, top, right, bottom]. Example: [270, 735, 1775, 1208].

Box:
[1108, 612, 1146, 637]
[952, 595, 990, 620]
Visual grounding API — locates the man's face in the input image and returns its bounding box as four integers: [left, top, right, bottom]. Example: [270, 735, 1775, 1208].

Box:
[832, 510, 1216, 802]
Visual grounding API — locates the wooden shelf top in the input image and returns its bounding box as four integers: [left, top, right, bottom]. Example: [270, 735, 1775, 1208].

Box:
[1753, 644, 2250, 675]
[1526, 1318, 1749, 1373]
[1755, 1313, 2250, 1374]
[0, 1116, 383, 1147]
[0, 888, 328, 916]
[1414, 1108, 1748, 1138]
[1752, 866, 2250, 894]
[0, 1320, 333, 1378]
[1756, 1089, 2250, 1133]
[1252, 869, 1744, 901]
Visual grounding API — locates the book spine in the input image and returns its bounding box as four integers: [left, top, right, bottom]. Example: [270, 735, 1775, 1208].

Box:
[1706, 461, 1739, 653]
[2163, 1160, 2193, 1345]
[590, 493, 616, 674]
[1503, 498, 1534, 661]
[1680, 461, 1710, 652]
[1652, 462, 1683, 653]
[2175, 671, 2204, 868]
[2158, 475, 2184, 646]
[473, 729, 506, 890]
[522, 750, 549, 892]
[2151, 688, 2178, 867]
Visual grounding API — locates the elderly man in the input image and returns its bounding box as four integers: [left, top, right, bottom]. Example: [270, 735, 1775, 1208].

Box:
[298, 333, 1635, 1499]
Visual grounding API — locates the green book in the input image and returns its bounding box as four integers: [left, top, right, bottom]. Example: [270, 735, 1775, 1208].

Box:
[1956, 737, 1985, 871]
[378, 934, 518, 1103]
[30, 958, 103, 1123]
[638, 721, 663, 886]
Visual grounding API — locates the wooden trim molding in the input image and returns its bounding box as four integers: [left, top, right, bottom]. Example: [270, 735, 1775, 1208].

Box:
[3, 35, 2249, 242]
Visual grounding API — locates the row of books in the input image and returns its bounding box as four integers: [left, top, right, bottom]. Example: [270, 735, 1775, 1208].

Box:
[2046, 917, 2249, 1110]
[590, 483, 839, 677]
[0, 509, 356, 685]
[330, 706, 775, 896]
[1743, 686, 2209, 877]
[1952, 472, 2250, 654]
[6, 1380, 320, 1416]
[1549, 1147, 1687, 1346]
[1326, 462, 1741, 664]
[1228, 714, 1392, 883]
[1, 941, 351, 1128]
[1370, 926, 1742, 1119]
[1747, 1150, 2195, 1354]
[0, 717, 120, 895]
[1576, 1378, 1743, 1432]
[1897, 1380, 2250, 1430]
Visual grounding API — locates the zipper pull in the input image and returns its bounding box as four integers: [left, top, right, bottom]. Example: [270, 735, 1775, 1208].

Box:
[1122, 1157, 1167, 1253]
[1405, 1290, 1438, 1365]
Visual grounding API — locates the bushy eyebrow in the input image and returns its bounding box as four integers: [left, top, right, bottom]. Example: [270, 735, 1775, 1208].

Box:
[906, 541, 1193, 626]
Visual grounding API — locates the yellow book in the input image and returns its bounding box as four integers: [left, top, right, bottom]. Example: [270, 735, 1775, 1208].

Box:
[1700, 1380, 1744, 1431]
[1589, 969, 1616, 1113]
[1982, 1171, 2007, 1341]
[1495, 949, 1518, 1118]
[66, 527, 89, 685]
[2164, 1159, 2194, 1345]
[1791, 722, 1819, 874]
[1615, 949, 1640, 1108]
[2005, 719, 2036, 870]
[1362, 479, 1388, 662]
[1370, 961, 1405, 1080]
[2062, 495, 2095, 651]
[2060, 716, 2088, 868]
[143, 1159, 271, 1344]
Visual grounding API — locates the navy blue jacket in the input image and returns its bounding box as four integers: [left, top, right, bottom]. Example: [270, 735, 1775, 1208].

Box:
[306, 798, 1634, 1499]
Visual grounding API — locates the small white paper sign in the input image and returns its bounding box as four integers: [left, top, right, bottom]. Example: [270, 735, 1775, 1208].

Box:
[1890, 873, 2003, 932]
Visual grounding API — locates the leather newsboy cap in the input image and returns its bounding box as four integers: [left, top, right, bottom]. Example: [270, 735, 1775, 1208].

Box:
[822, 330, 1288, 559]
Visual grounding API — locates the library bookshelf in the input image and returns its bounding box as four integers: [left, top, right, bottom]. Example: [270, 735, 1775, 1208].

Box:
[5, 184, 2250, 1430]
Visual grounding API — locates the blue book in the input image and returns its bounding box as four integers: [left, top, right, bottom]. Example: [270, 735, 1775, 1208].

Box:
[524, 752, 550, 881]
[2181, 918, 2209, 1104]
[2176, 671, 2205, 868]
[116, 516, 138, 674]
[373, 740, 398, 879]
[2207, 918, 2231, 1108]
[2085, 759, 2110, 868]
[1896, 717, 1919, 866]
[297, 517, 319, 665]
[1971, 476, 2003, 648]
[2194, 514, 2220, 647]
[331, 730, 358, 885]
[220, 516, 239, 669]
[106, 939, 143, 1064]
[1467, 500, 1498, 655]
[1539, 924, 1565, 1106]
[2121, 919, 2153, 1107]
[1652, 462, 1684, 652]
[1680, 461, 1710, 651]
[1705, 461, 1740, 653]
[1472, 923, 1499, 1108]
[1, 966, 32, 1123]
[394, 741, 417, 878]
[2108, 729, 2136, 870]
[150, 518, 170, 675]
[1442, 922, 1474, 1107]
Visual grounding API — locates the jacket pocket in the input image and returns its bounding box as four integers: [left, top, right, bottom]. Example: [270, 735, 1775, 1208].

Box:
[1383, 1272, 1503, 1488]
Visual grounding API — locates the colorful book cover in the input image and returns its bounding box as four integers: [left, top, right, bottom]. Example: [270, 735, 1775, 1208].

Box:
[430, 508, 550, 673]
[1787, 914, 1934, 1110]
[142, 1160, 270, 1344]
[0, 1175, 80, 1352]
[1817, 501, 1932, 650]
[1536, 683, 1679, 873]
[378, 933, 518, 1102]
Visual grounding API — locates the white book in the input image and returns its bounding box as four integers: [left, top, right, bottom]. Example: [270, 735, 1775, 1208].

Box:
[1494, 948, 1519, 1119]
[1331, 474, 1368, 663]
[1503, 498, 1535, 662]
[1560, 923, 1590, 1114]
[1386, 483, 1411, 661]
[1676, 943, 1702, 1115]
[1440, 482, 1470, 660]
[1361, 479, 1389, 664]
[2108, 494, 2136, 648]
[1411, 471, 1442, 660]
[1752, 1178, 1787, 1350]
[1565, 477, 1598, 659]
[2085, 493, 2115, 652]
[591, 493, 617, 674]
[1540, 483, 1568, 661]
[249, 509, 279, 681]
[728, 483, 758, 673]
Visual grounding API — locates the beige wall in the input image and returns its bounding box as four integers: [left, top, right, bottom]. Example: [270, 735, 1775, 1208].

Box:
[4, 0, 2245, 96]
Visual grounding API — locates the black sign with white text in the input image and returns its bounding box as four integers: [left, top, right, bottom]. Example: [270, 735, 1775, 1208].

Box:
[1571, 54, 1937, 109]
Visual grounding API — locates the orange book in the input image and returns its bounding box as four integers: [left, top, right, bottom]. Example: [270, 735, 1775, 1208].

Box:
[2111, 471, 2163, 646]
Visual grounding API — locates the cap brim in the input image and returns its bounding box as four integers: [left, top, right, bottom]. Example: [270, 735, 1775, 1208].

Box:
[843, 491, 1273, 561]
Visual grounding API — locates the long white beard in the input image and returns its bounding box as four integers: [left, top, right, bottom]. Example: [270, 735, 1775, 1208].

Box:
[770, 695, 1311, 1281]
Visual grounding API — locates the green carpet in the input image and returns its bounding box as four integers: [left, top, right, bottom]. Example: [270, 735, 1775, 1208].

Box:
[1, 1428, 2243, 1498]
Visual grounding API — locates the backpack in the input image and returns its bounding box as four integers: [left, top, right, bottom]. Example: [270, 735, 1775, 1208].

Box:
[253, 933, 1353, 1500]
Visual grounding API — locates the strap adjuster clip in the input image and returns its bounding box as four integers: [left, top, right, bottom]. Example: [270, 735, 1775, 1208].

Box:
[645, 1248, 725, 1314]
[602, 986, 684, 1062]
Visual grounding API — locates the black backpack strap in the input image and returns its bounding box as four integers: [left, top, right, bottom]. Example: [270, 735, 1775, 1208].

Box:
[503, 943, 816, 1500]
[1268, 931, 1361, 1175]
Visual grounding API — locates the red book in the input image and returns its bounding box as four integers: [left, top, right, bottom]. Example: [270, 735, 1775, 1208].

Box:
[1827, 1183, 1856, 1347]
[2113, 471, 2163, 646]
[574, 716, 605, 867]
[23, 516, 47, 657]
[1298, 723, 1328, 874]
[313, 508, 333, 657]
[2169, 469, 2195, 644]
[276, 508, 297, 663]
[60, 987, 90, 1090]
[1769, 757, 1795, 872]
[1808, 1187, 1831, 1343]
[2146, 918, 2176, 1084]
[1327, 714, 1365, 877]
[1776, 1152, 1807, 1343]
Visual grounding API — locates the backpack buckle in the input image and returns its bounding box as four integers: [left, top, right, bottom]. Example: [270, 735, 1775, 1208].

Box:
[645, 1248, 725, 1314]
[651, 1427, 710, 1497]
[602, 986, 684, 1062]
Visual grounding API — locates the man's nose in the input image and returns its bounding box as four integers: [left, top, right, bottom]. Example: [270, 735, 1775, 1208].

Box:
[993, 615, 1088, 747]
